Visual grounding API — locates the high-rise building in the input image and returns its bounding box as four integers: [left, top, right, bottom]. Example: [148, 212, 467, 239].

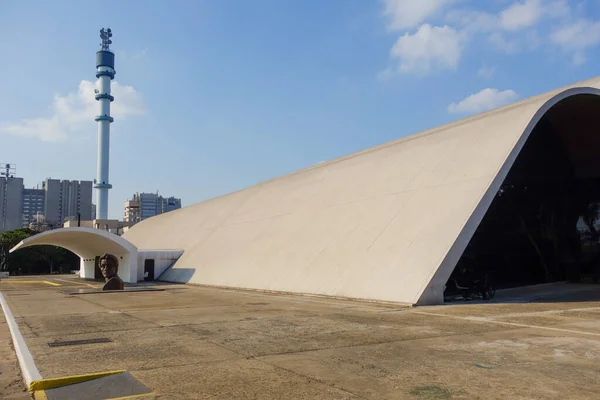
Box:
[139, 193, 159, 221]
[123, 194, 141, 224]
[0, 176, 24, 232]
[44, 179, 93, 228]
[22, 188, 45, 227]
[162, 196, 182, 214]
[124, 192, 181, 223]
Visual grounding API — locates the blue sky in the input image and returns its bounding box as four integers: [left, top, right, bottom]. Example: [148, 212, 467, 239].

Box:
[2, 0, 600, 219]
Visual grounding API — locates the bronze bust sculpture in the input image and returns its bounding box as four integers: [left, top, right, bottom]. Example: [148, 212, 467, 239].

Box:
[99, 253, 124, 290]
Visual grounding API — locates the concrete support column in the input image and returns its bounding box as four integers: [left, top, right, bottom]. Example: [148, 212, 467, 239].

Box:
[80, 258, 97, 280]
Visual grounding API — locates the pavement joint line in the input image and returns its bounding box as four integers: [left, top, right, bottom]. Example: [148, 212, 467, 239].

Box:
[250, 325, 516, 358]
[74, 296, 164, 328]
[485, 306, 600, 319]
[33, 325, 163, 337]
[130, 356, 242, 373]
[109, 310, 164, 328]
[0, 291, 43, 388]
[19, 319, 40, 338]
[196, 334, 365, 399]
[1, 280, 61, 286]
[412, 311, 600, 337]
[254, 357, 364, 399]
[121, 311, 170, 328]
[124, 304, 248, 312]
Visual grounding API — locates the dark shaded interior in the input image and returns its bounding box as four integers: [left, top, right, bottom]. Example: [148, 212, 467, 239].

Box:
[446, 94, 600, 298]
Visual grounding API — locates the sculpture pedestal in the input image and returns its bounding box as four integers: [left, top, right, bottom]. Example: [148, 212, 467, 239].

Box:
[60, 287, 165, 295]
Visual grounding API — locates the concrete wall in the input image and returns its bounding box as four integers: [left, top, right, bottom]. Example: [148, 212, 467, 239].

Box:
[63, 220, 95, 229]
[117, 252, 137, 283]
[80, 258, 96, 280]
[137, 250, 184, 282]
[123, 77, 600, 305]
[79, 253, 137, 283]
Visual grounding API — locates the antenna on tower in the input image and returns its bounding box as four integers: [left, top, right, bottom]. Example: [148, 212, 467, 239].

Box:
[0, 163, 16, 179]
[100, 28, 113, 51]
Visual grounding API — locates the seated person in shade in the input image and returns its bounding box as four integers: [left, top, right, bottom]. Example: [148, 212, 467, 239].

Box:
[99, 253, 124, 290]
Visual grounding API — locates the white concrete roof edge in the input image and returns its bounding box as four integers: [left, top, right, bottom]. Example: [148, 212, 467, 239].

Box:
[202, 78, 600, 192]
[9, 227, 138, 254]
[128, 78, 600, 231]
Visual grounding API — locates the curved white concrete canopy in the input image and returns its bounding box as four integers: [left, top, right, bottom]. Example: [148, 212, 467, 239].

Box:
[123, 76, 600, 305]
[11, 227, 138, 283]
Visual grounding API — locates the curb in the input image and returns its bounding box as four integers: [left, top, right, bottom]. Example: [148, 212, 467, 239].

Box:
[1, 292, 126, 392]
[30, 370, 126, 391]
[1, 291, 152, 399]
[0, 292, 42, 387]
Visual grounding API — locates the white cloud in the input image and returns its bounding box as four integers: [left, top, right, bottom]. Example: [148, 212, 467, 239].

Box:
[0, 80, 145, 142]
[445, 10, 499, 33]
[489, 33, 518, 54]
[383, 0, 453, 31]
[550, 19, 600, 64]
[380, 0, 579, 79]
[551, 20, 599, 47]
[130, 48, 148, 60]
[571, 51, 586, 66]
[448, 88, 519, 113]
[447, 0, 569, 33]
[499, 0, 543, 31]
[377, 67, 395, 81]
[390, 24, 464, 74]
[488, 29, 540, 54]
[544, 0, 570, 18]
[477, 67, 495, 79]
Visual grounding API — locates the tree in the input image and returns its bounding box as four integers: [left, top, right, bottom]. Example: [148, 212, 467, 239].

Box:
[34, 246, 67, 274]
[0, 228, 34, 272]
[0, 228, 78, 275]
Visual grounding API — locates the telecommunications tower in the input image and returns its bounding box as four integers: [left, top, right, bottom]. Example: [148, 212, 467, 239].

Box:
[94, 28, 115, 220]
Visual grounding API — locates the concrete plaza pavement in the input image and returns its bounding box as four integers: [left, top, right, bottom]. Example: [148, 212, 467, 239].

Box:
[1, 275, 600, 399]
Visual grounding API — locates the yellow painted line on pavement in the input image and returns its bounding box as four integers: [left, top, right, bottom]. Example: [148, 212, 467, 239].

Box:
[33, 389, 48, 400]
[52, 278, 97, 288]
[29, 370, 126, 392]
[0, 280, 61, 286]
[105, 393, 156, 400]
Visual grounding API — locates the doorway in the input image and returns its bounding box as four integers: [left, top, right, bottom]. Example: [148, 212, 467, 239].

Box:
[144, 259, 155, 281]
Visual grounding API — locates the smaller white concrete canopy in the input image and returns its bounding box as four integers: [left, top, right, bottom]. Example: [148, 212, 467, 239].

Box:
[10, 227, 138, 283]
